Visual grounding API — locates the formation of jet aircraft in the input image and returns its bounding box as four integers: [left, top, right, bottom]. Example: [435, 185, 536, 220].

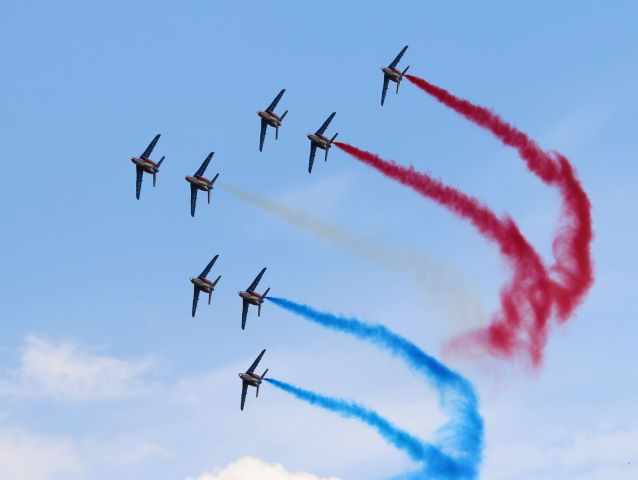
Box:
[128, 46, 409, 410]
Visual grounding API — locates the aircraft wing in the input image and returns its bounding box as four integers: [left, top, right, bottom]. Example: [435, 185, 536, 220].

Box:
[381, 76, 390, 106]
[192, 286, 200, 318]
[388, 45, 408, 68]
[315, 112, 336, 135]
[198, 255, 219, 279]
[246, 349, 266, 374]
[259, 119, 267, 152]
[247, 267, 266, 291]
[195, 152, 214, 177]
[190, 185, 198, 217]
[135, 166, 143, 200]
[241, 300, 249, 330]
[141, 134, 160, 159]
[308, 144, 318, 173]
[240, 381, 248, 411]
[265, 89, 285, 112]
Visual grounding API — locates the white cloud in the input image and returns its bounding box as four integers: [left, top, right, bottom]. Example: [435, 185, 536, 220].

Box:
[0, 335, 156, 401]
[95, 438, 167, 467]
[185, 457, 341, 480]
[0, 427, 82, 480]
[484, 419, 638, 480]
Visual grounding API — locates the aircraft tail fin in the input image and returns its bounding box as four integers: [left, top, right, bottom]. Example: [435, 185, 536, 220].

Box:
[210, 173, 220, 187]
[261, 368, 268, 380]
[152, 156, 165, 188]
[258, 287, 270, 317]
[212, 275, 221, 287]
[325, 134, 338, 162]
[208, 290, 212, 305]
[208, 173, 220, 204]
[402, 65, 410, 76]
[256, 385, 260, 398]
[280, 110, 288, 122]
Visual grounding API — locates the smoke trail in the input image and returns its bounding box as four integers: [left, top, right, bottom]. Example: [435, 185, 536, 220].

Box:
[405, 74, 593, 322]
[267, 296, 483, 479]
[334, 142, 553, 365]
[220, 183, 486, 331]
[265, 377, 460, 476]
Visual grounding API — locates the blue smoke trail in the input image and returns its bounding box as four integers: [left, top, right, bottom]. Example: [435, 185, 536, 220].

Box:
[265, 377, 458, 476]
[267, 296, 483, 479]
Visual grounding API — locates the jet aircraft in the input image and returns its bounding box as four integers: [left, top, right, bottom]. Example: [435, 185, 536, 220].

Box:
[380, 46, 409, 106]
[239, 349, 268, 411]
[131, 134, 165, 199]
[190, 255, 221, 317]
[238, 267, 270, 330]
[257, 89, 288, 152]
[307, 112, 338, 173]
[185, 152, 220, 217]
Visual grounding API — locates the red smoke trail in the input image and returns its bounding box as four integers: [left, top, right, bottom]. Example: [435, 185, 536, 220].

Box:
[334, 141, 553, 366]
[405, 74, 593, 321]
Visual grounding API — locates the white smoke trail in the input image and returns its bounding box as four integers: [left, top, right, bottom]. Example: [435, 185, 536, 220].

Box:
[220, 184, 486, 332]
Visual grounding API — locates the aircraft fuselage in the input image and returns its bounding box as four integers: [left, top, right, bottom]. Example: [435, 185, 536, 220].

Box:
[307, 133, 331, 150]
[191, 277, 214, 293]
[239, 372, 262, 387]
[257, 110, 282, 127]
[381, 66, 403, 83]
[238, 290, 262, 305]
[131, 157, 157, 174]
[185, 175, 212, 191]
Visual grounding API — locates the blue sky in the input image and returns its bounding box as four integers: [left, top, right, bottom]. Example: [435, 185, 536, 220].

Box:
[0, 1, 637, 479]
